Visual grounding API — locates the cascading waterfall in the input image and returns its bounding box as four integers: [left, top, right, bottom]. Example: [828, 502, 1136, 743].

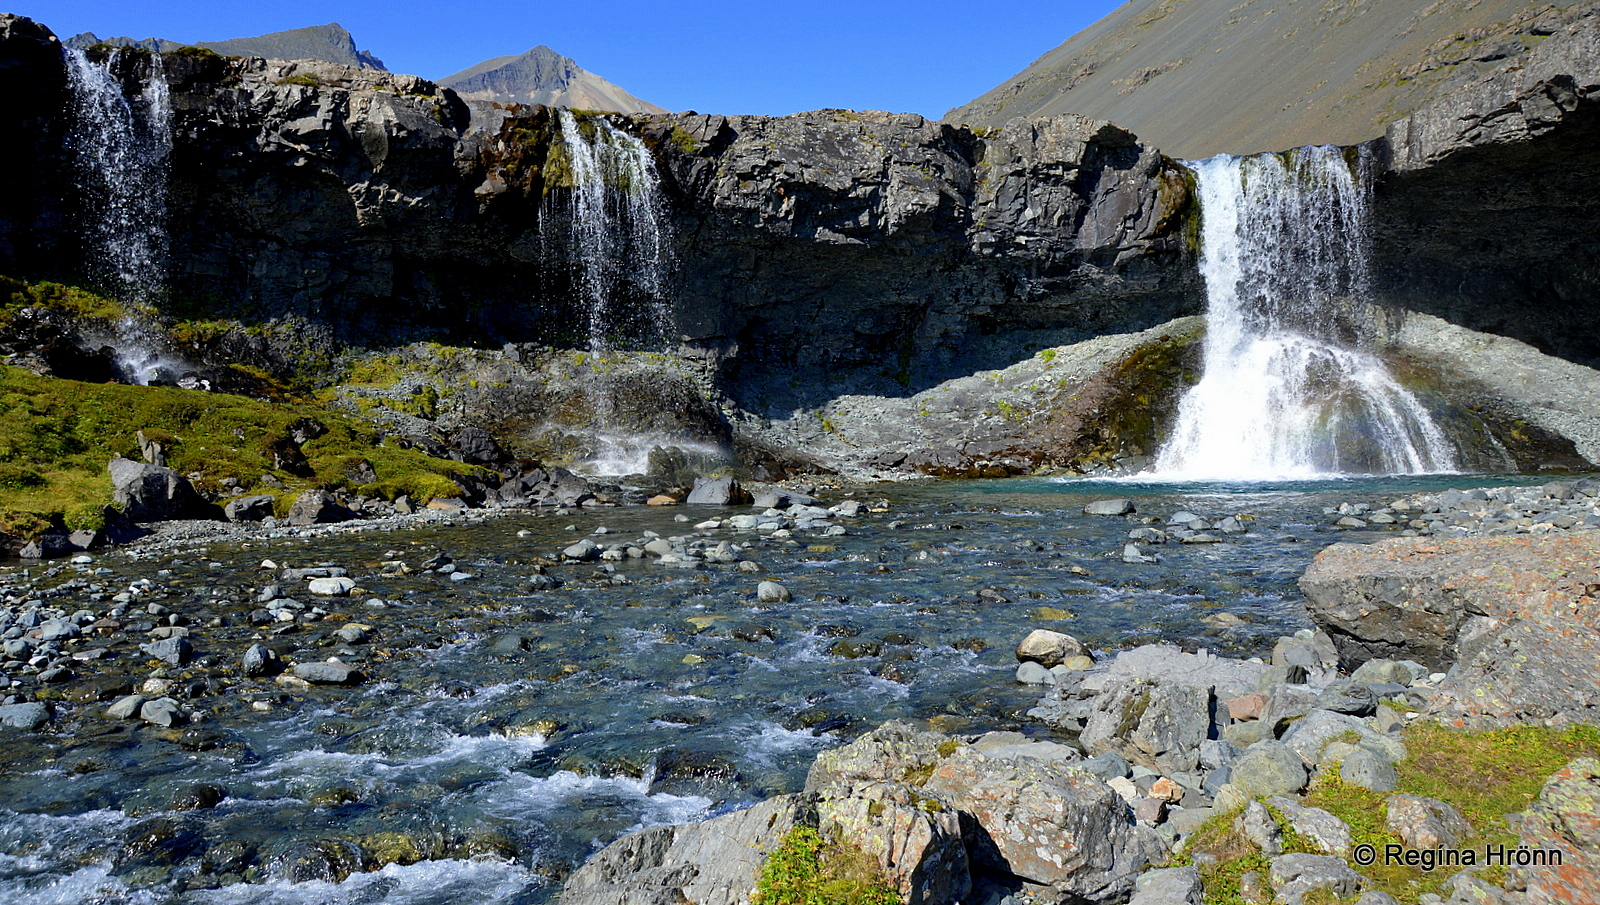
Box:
[63, 48, 182, 384]
[546, 108, 672, 352]
[543, 109, 681, 474]
[1151, 147, 1457, 479]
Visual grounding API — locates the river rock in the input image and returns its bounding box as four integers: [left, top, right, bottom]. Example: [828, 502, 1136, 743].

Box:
[224, 494, 277, 522]
[685, 476, 751, 506]
[1079, 679, 1213, 774]
[1015, 629, 1090, 667]
[285, 490, 356, 526]
[241, 644, 278, 677]
[291, 662, 363, 685]
[141, 636, 193, 667]
[139, 697, 185, 728]
[1301, 536, 1600, 731]
[755, 581, 791, 603]
[922, 747, 1164, 902]
[804, 720, 951, 792]
[1085, 499, 1135, 516]
[0, 701, 50, 730]
[106, 694, 147, 720]
[307, 577, 357, 596]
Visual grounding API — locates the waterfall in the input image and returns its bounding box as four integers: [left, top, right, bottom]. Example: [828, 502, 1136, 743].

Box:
[545, 109, 672, 352]
[63, 48, 183, 385]
[63, 48, 171, 305]
[1152, 147, 1457, 479]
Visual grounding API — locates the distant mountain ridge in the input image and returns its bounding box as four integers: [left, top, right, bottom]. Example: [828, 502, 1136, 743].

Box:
[440, 45, 665, 114]
[65, 23, 387, 70]
[946, 0, 1596, 157]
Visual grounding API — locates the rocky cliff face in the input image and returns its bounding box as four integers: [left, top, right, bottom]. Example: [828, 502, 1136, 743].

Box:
[1372, 6, 1600, 371]
[0, 19, 1199, 408]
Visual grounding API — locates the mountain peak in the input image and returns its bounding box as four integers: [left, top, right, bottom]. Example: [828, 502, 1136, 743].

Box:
[441, 45, 664, 114]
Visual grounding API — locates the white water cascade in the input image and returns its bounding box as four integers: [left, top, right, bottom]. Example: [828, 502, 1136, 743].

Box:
[63, 48, 184, 384]
[546, 109, 672, 352]
[1152, 147, 1457, 479]
[63, 48, 171, 305]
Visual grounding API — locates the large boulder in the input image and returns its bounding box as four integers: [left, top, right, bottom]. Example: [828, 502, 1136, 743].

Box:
[108, 457, 209, 522]
[685, 476, 751, 506]
[1300, 534, 1600, 728]
[561, 794, 813, 905]
[921, 748, 1164, 902]
[816, 782, 969, 905]
[285, 490, 357, 526]
[1078, 678, 1214, 775]
[1508, 758, 1600, 905]
[804, 720, 951, 793]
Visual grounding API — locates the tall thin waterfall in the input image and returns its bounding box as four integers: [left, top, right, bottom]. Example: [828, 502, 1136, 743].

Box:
[1152, 147, 1457, 479]
[546, 109, 672, 352]
[63, 48, 172, 306]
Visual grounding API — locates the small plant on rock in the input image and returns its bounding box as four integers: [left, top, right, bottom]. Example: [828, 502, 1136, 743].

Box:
[753, 826, 900, 905]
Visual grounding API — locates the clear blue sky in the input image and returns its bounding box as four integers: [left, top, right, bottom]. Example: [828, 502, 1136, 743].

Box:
[15, 1, 1126, 117]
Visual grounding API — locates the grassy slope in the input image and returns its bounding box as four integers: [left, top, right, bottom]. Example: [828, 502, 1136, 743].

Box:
[0, 279, 482, 538]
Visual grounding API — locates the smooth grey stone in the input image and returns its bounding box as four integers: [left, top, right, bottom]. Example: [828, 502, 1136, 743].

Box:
[139, 697, 185, 727]
[0, 701, 50, 730]
[1084, 498, 1135, 516]
[106, 694, 146, 720]
[1340, 746, 1399, 791]
[1016, 661, 1055, 685]
[292, 662, 363, 685]
[1079, 751, 1131, 782]
[141, 637, 193, 667]
[1230, 741, 1307, 798]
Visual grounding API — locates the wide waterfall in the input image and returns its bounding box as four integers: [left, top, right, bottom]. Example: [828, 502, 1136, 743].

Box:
[545, 109, 672, 352]
[63, 48, 171, 305]
[1152, 147, 1457, 479]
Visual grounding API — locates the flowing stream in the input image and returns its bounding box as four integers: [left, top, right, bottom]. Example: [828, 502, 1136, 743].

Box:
[1153, 148, 1457, 479]
[0, 474, 1557, 904]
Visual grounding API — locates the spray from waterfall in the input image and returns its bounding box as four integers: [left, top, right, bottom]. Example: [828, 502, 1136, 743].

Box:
[1152, 147, 1457, 479]
[63, 48, 183, 384]
[545, 109, 672, 352]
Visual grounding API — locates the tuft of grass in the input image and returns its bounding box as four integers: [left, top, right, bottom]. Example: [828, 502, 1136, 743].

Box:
[752, 827, 900, 905]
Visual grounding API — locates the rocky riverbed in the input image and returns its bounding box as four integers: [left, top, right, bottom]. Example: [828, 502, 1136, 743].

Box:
[0, 473, 1594, 904]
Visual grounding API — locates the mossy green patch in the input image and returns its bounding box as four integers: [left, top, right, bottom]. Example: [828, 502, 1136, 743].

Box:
[1184, 720, 1600, 904]
[753, 826, 900, 905]
[0, 365, 482, 538]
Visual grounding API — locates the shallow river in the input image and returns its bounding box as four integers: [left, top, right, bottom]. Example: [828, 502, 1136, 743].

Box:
[0, 474, 1565, 904]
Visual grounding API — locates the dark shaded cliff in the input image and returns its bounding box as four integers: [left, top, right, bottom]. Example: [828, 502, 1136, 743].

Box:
[0, 19, 1200, 406]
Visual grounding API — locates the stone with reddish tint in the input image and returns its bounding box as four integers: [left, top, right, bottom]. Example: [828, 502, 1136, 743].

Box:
[1226, 693, 1267, 721]
[1509, 758, 1600, 904]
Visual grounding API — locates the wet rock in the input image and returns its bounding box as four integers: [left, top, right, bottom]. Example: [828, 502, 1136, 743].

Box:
[1016, 661, 1055, 684]
[0, 701, 50, 730]
[291, 662, 363, 685]
[1385, 794, 1473, 850]
[1085, 499, 1136, 516]
[139, 697, 186, 728]
[922, 747, 1165, 901]
[271, 839, 366, 883]
[118, 816, 204, 869]
[141, 637, 193, 667]
[1015, 629, 1090, 668]
[241, 643, 279, 676]
[755, 581, 791, 603]
[169, 782, 226, 811]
